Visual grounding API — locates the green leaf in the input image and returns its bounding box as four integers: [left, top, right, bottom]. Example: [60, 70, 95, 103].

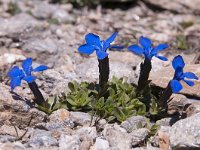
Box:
[150, 99, 158, 115]
[68, 82, 76, 92]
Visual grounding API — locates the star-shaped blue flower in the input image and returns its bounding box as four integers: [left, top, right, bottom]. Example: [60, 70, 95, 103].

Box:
[170, 55, 199, 93]
[8, 58, 48, 91]
[128, 36, 168, 61]
[78, 32, 123, 60]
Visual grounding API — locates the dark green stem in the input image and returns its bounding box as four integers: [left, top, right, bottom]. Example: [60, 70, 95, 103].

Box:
[28, 81, 46, 106]
[98, 56, 109, 97]
[158, 82, 172, 113]
[137, 58, 152, 91]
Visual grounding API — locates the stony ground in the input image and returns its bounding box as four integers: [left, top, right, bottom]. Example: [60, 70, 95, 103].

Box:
[1, 0, 200, 150]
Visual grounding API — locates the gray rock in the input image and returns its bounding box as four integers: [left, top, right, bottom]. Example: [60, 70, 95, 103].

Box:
[75, 57, 136, 83]
[0, 83, 47, 127]
[28, 129, 58, 147]
[92, 137, 110, 150]
[156, 117, 178, 127]
[0, 124, 30, 140]
[69, 111, 92, 126]
[0, 135, 16, 143]
[169, 112, 200, 150]
[75, 127, 97, 141]
[59, 134, 80, 150]
[0, 141, 26, 150]
[47, 109, 74, 130]
[52, 9, 75, 24]
[121, 116, 147, 133]
[0, 13, 44, 37]
[130, 128, 149, 147]
[31, 1, 57, 19]
[23, 38, 61, 54]
[144, 0, 200, 14]
[103, 124, 132, 150]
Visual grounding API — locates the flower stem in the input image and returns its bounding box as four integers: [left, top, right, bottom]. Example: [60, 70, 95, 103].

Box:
[98, 56, 109, 97]
[28, 81, 46, 107]
[158, 82, 172, 113]
[137, 58, 152, 91]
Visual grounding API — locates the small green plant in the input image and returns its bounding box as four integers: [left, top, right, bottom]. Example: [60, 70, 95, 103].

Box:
[7, 2, 21, 15]
[176, 34, 188, 50]
[55, 77, 160, 123]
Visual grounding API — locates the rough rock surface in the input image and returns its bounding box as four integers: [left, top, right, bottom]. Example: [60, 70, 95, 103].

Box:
[0, 0, 200, 149]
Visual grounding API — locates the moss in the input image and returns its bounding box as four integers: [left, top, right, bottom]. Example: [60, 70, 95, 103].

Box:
[176, 35, 188, 50]
[7, 2, 21, 15]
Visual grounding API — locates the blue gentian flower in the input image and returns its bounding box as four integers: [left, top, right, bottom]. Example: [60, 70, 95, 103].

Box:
[8, 58, 48, 91]
[128, 36, 168, 61]
[78, 32, 123, 60]
[170, 55, 199, 93]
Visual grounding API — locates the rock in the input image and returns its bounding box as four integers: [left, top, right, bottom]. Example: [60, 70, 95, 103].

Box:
[121, 116, 147, 133]
[49, 108, 70, 123]
[31, 1, 57, 19]
[169, 112, 200, 150]
[45, 109, 74, 131]
[144, 0, 200, 14]
[130, 128, 149, 147]
[0, 13, 44, 37]
[52, 9, 75, 24]
[69, 111, 92, 126]
[0, 53, 26, 66]
[185, 101, 200, 117]
[103, 124, 132, 150]
[167, 94, 190, 115]
[150, 126, 171, 148]
[80, 140, 92, 150]
[23, 38, 61, 55]
[149, 62, 200, 98]
[0, 83, 47, 127]
[59, 134, 80, 150]
[184, 25, 200, 51]
[75, 127, 97, 141]
[75, 57, 136, 83]
[156, 117, 178, 127]
[0, 142, 26, 150]
[27, 129, 58, 148]
[0, 135, 16, 143]
[0, 124, 29, 139]
[92, 137, 110, 150]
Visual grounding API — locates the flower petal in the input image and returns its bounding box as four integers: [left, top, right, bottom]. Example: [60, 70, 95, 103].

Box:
[33, 65, 48, 72]
[10, 77, 22, 91]
[174, 67, 184, 80]
[170, 79, 183, 93]
[172, 55, 185, 70]
[183, 79, 195, 86]
[128, 45, 144, 55]
[184, 72, 199, 80]
[139, 36, 152, 49]
[105, 32, 118, 45]
[22, 58, 33, 76]
[96, 50, 108, 60]
[78, 44, 95, 55]
[8, 66, 23, 78]
[23, 76, 36, 83]
[85, 33, 101, 46]
[151, 44, 168, 55]
[155, 55, 168, 61]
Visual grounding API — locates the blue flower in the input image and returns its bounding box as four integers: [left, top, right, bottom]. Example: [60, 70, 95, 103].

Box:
[170, 55, 199, 93]
[78, 32, 123, 60]
[8, 58, 48, 91]
[128, 36, 168, 61]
